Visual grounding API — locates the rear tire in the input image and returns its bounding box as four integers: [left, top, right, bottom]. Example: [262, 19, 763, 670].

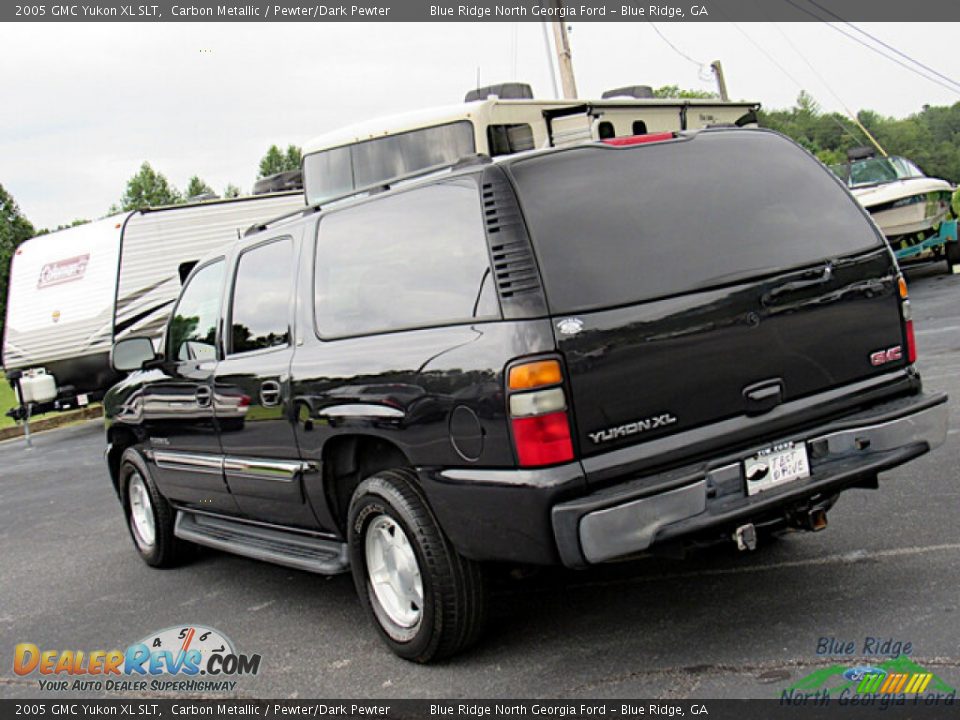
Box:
[347, 469, 487, 663]
[946, 240, 960, 271]
[119, 448, 192, 568]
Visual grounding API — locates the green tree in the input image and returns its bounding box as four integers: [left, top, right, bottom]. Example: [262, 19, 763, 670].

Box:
[258, 144, 302, 178]
[223, 183, 242, 199]
[0, 183, 36, 345]
[185, 175, 214, 199]
[653, 84, 718, 99]
[34, 219, 90, 237]
[115, 162, 181, 212]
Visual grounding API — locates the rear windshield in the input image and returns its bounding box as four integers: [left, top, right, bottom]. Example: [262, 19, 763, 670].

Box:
[509, 130, 882, 314]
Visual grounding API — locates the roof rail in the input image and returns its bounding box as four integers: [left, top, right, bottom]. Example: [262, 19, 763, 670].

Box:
[243, 155, 492, 237]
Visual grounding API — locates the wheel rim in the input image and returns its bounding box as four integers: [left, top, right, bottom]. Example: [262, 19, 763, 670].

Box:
[128, 472, 156, 549]
[364, 514, 423, 628]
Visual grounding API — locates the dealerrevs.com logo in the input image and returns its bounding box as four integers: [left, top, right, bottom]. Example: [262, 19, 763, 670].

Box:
[37, 254, 89, 288]
[14, 624, 261, 693]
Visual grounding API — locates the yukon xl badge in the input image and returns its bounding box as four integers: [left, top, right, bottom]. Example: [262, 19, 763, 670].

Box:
[588, 413, 678, 445]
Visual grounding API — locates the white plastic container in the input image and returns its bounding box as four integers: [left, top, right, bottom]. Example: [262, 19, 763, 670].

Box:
[15, 369, 58, 404]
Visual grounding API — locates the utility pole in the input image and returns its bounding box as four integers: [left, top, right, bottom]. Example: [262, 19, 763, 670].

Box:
[551, 1, 578, 99]
[711, 60, 729, 101]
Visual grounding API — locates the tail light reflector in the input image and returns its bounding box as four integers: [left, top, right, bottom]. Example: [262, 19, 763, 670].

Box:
[898, 277, 916, 364]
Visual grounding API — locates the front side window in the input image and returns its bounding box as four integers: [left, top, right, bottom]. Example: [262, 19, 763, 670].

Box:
[314, 179, 498, 338]
[230, 238, 293, 354]
[303, 121, 475, 205]
[168, 259, 224, 361]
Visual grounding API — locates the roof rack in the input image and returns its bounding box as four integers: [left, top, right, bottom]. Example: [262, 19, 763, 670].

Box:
[243, 155, 492, 238]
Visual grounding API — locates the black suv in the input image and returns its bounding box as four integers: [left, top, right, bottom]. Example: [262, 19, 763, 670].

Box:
[105, 128, 947, 662]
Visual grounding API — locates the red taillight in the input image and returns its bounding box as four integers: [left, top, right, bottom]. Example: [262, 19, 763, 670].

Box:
[511, 412, 574, 467]
[905, 316, 917, 364]
[601, 132, 674, 147]
[898, 277, 917, 364]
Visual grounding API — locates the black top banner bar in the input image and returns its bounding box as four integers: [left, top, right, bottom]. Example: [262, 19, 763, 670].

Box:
[4, 0, 960, 22]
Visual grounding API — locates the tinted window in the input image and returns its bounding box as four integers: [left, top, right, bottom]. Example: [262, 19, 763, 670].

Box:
[597, 121, 615, 140]
[168, 260, 224, 361]
[230, 238, 293, 354]
[632, 120, 648, 135]
[510, 131, 882, 314]
[487, 124, 535, 157]
[315, 179, 497, 337]
[303, 122, 475, 205]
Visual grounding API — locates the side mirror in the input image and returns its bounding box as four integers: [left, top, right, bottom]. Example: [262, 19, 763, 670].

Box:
[111, 337, 158, 373]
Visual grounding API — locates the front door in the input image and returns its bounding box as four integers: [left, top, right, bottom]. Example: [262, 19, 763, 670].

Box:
[214, 234, 316, 527]
[141, 257, 236, 513]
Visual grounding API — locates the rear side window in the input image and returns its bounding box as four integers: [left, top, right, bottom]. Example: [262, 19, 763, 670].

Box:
[230, 238, 292, 354]
[168, 259, 224, 362]
[314, 179, 499, 338]
[509, 130, 882, 314]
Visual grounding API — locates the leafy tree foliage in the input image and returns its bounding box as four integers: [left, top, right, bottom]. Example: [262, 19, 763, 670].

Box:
[0, 184, 35, 345]
[185, 175, 215, 199]
[34, 219, 90, 237]
[653, 84, 719, 99]
[258, 144, 302, 178]
[116, 162, 182, 212]
[761, 94, 960, 184]
[223, 183, 242, 199]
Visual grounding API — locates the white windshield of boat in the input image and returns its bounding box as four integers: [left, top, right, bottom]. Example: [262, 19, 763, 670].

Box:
[836, 156, 927, 188]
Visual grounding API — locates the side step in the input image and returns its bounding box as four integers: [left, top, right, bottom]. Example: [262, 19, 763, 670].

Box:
[174, 511, 350, 575]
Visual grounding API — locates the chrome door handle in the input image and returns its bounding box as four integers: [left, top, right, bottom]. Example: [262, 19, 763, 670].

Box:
[195, 386, 212, 408]
[260, 381, 282, 407]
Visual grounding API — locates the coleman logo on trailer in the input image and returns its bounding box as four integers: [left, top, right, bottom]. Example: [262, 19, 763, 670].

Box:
[38, 254, 90, 288]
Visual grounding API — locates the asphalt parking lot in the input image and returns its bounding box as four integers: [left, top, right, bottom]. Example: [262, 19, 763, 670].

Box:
[1, 264, 959, 701]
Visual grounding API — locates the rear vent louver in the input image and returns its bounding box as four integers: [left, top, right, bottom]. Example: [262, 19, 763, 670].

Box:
[481, 177, 543, 302]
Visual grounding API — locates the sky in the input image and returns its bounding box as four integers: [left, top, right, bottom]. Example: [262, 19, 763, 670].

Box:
[1, 21, 958, 229]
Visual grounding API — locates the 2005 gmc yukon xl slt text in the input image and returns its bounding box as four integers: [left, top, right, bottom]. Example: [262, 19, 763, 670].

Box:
[104, 128, 948, 662]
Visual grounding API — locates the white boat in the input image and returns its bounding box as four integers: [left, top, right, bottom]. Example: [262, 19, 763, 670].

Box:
[832, 152, 954, 241]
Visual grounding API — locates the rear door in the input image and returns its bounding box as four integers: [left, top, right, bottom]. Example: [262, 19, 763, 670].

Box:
[507, 130, 908, 470]
[214, 231, 316, 527]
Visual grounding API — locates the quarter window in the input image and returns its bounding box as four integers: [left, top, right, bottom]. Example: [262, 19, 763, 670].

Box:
[230, 238, 293, 354]
[315, 179, 498, 338]
[168, 259, 224, 362]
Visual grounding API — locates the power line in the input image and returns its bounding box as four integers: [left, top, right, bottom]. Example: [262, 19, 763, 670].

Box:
[648, 22, 704, 68]
[779, 0, 960, 96]
[730, 23, 870, 149]
[801, 0, 960, 92]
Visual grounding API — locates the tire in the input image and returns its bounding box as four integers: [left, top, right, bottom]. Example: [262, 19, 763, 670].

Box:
[347, 469, 487, 663]
[946, 240, 960, 270]
[119, 447, 192, 568]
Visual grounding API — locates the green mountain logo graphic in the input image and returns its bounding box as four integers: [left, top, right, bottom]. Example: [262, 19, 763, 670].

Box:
[785, 655, 956, 695]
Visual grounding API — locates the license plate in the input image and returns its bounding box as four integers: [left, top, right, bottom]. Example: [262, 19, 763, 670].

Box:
[744, 441, 810, 496]
[77, 393, 89, 406]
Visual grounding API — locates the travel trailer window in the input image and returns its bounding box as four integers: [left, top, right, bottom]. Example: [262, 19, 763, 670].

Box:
[303, 121, 475, 205]
[168, 259, 224, 361]
[487, 124, 535, 157]
[314, 179, 497, 338]
[229, 238, 293, 354]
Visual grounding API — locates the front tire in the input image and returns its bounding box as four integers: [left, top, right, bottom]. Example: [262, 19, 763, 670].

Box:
[347, 469, 486, 662]
[119, 448, 192, 568]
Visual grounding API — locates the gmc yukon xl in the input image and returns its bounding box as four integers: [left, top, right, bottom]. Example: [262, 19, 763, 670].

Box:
[104, 128, 948, 662]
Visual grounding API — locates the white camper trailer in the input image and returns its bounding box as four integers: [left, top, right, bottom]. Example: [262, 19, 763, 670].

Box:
[3, 191, 306, 413]
[301, 83, 760, 205]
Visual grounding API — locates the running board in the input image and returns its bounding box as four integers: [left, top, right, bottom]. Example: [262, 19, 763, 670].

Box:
[174, 511, 349, 575]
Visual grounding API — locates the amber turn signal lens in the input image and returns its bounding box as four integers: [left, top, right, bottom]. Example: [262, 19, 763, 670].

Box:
[898, 277, 908, 299]
[508, 360, 563, 390]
